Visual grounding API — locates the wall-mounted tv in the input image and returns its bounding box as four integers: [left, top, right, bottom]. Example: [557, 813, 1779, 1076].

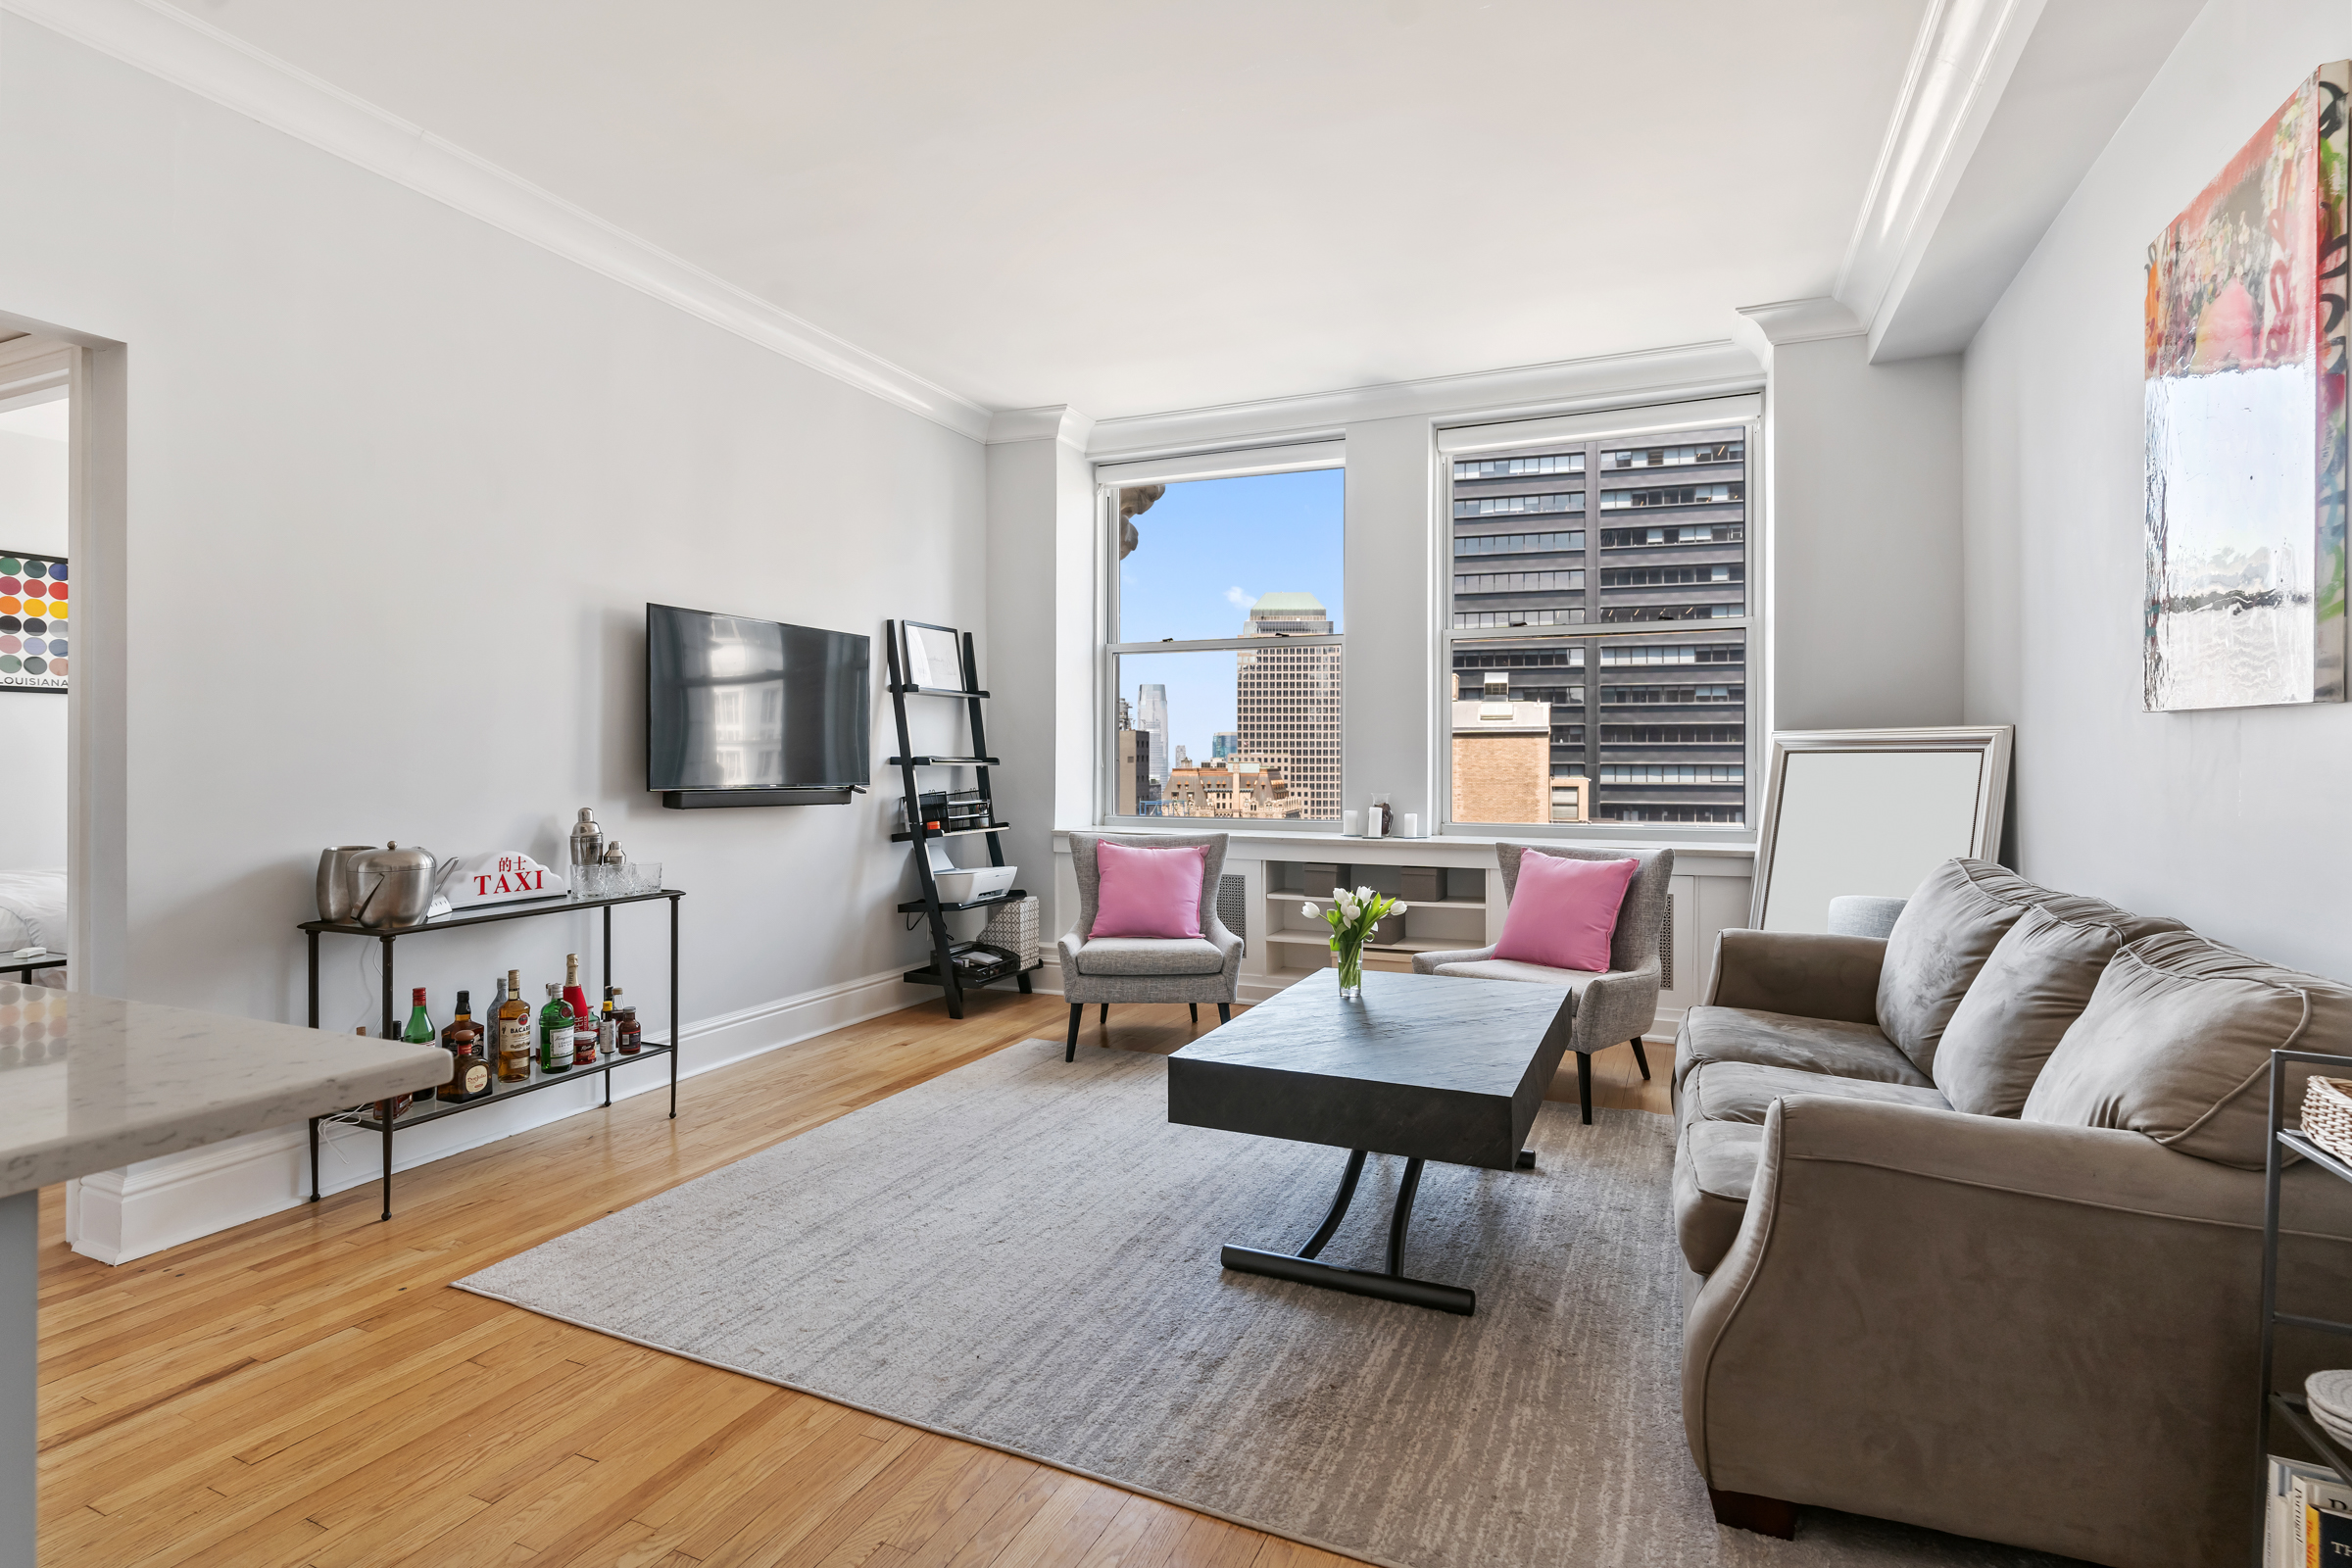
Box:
[646, 604, 869, 807]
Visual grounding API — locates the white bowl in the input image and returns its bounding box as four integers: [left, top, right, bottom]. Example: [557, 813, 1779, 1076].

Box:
[932, 864, 1017, 904]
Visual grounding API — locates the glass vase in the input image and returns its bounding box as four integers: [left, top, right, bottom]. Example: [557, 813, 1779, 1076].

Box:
[1334, 942, 1363, 1001]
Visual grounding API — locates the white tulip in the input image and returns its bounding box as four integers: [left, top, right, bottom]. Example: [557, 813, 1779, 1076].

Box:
[1301, 903, 1318, 919]
[1356, 885, 1374, 901]
[1394, 902, 1409, 915]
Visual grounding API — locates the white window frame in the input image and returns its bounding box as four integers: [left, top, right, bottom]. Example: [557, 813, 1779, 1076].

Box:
[1096, 441, 1348, 829]
[1434, 395, 1762, 841]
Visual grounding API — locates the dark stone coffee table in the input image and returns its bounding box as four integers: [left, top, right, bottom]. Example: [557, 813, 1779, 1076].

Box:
[1166, 967, 1577, 1315]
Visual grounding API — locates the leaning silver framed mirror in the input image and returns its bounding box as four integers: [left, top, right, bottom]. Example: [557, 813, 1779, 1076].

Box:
[1749, 725, 2014, 932]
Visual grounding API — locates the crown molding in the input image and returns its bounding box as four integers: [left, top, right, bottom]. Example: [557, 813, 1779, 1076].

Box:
[0, 0, 996, 442]
[1086, 340, 1761, 462]
[986, 405, 1095, 448]
[1731, 297, 1866, 368]
[1834, 0, 2045, 354]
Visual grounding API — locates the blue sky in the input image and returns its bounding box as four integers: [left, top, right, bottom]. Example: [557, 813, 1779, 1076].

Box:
[1117, 468, 1344, 767]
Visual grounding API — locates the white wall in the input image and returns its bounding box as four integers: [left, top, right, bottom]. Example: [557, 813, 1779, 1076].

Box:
[1962, 0, 2352, 973]
[1, 17, 988, 1256]
[1768, 336, 1965, 732]
[0, 421, 67, 868]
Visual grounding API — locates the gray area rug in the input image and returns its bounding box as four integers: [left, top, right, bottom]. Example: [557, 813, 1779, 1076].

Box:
[459, 1039, 2071, 1568]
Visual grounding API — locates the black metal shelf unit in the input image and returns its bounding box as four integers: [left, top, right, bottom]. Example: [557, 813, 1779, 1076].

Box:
[2258, 1049, 2352, 1562]
[299, 886, 683, 1221]
[887, 620, 1036, 1019]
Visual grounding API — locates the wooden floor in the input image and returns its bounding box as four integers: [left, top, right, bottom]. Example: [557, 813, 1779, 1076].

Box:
[35, 993, 1672, 1568]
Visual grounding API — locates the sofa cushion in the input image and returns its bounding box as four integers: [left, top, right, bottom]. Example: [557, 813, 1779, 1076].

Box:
[1675, 1117, 1763, 1275]
[1678, 1004, 1932, 1087]
[1932, 906, 2125, 1117]
[2021, 942, 2312, 1168]
[1071, 937, 1226, 977]
[1877, 858, 2182, 1079]
[1682, 1058, 1951, 1129]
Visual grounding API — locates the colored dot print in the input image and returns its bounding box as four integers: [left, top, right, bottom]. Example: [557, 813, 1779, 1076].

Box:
[23, 658, 43, 675]
[22, 619, 41, 635]
[46, 603, 63, 621]
[23, 561, 46, 577]
[48, 562, 64, 581]
[24, 639, 41, 657]
[48, 639, 64, 657]
[49, 581, 65, 600]
[23, 581, 42, 599]
[0, 579, 16, 595]
[0, 657, 18, 674]
[0, 558, 16, 574]
[0, 637, 17, 655]
[48, 658, 64, 676]
[0, 599, 16, 615]
[0, 617, 16, 634]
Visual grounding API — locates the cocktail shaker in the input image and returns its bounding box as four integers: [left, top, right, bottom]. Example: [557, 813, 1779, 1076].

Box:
[316, 845, 376, 923]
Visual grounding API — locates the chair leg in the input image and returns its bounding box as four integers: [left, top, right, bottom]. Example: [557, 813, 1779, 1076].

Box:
[1099, 1003, 1108, 1027]
[1217, 1003, 1231, 1023]
[1577, 1052, 1592, 1126]
[1065, 1004, 1082, 1062]
[1190, 1003, 1199, 1024]
[1630, 1037, 1651, 1080]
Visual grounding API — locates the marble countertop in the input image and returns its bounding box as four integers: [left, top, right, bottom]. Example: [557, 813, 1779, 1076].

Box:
[0, 984, 451, 1200]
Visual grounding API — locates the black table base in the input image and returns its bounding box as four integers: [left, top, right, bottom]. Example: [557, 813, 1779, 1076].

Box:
[1220, 1146, 1529, 1317]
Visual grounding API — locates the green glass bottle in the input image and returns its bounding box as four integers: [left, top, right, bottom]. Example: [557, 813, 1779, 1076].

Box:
[538, 982, 573, 1073]
[403, 988, 434, 1046]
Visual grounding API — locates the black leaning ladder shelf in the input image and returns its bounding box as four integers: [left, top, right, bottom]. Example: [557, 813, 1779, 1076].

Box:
[299, 886, 683, 1221]
[2257, 1047, 2352, 1563]
[886, 619, 1034, 1019]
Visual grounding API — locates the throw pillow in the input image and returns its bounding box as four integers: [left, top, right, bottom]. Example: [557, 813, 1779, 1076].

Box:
[1932, 906, 2123, 1117]
[2021, 945, 2311, 1169]
[1089, 841, 1205, 940]
[1876, 860, 2034, 1077]
[1493, 853, 1638, 973]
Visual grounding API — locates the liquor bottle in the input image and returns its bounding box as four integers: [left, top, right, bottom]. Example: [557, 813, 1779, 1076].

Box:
[495, 968, 532, 1083]
[403, 987, 435, 1047]
[438, 990, 492, 1102]
[598, 987, 618, 1057]
[563, 954, 590, 1027]
[538, 982, 573, 1073]
[571, 1004, 597, 1067]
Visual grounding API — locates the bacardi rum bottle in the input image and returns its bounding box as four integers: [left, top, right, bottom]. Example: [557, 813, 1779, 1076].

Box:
[495, 969, 532, 1083]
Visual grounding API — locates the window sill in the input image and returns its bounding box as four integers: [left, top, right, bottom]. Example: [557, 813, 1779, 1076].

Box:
[1056, 823, 1755, 867]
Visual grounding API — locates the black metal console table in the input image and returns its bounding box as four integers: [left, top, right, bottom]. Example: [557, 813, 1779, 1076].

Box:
[3, 955, 66, 984]
[2257, 1047, 2352, 1562]
[299, 886, 682, 1221]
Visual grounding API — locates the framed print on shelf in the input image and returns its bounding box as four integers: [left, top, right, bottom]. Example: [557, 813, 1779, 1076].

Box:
[899, 621, 965, 691]
[0, 549, 66, 693]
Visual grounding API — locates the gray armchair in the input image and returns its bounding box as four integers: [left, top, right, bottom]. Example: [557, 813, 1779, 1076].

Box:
[1058, 832, 1243, 1060]
[1412, 844, 1673, 1123]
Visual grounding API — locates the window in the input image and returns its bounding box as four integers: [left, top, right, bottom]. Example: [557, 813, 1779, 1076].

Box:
[1102, 449, 1344, 821]
[1440, 402, 1754, 829]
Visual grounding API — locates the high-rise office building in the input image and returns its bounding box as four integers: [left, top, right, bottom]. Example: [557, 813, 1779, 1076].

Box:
[1236, 592, 1342, 822]
[1448, 428, 1747, 823]
[1135, 683, 1170, 788]
[1210, 731, 1238, 762]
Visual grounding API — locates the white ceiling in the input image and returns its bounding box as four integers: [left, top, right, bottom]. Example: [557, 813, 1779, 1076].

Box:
[156, 0, 1943, 420]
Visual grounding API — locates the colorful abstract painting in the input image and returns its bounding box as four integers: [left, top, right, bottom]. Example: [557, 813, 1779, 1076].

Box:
[2145, 63, 2351, 710]
[0, 551, 65, 693]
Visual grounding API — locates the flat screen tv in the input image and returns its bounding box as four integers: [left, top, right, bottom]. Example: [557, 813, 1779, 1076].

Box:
[646, 604, 869, 803]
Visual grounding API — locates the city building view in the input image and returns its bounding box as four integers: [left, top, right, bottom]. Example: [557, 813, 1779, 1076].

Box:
[1110, 467, 1345, 820]
[1449, 426, 1748, 824]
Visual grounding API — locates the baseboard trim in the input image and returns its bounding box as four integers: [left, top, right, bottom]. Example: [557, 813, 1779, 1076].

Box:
[65, 965, 929, 1265]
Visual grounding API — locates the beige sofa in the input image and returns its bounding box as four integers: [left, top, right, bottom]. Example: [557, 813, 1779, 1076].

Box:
[1675, 858, 2352, 1568]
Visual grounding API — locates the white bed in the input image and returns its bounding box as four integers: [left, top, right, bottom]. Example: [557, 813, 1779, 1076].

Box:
[0, 868, 67, 987]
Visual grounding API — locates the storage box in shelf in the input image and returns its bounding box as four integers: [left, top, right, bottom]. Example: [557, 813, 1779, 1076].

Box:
[2305, 1076, 2352, 1167]
[980, 894, 1040, 969]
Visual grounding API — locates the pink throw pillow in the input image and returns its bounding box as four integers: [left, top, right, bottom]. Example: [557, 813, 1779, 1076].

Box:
[1089, 841, 1206, 940]
[1493, 853, 1639, 973]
